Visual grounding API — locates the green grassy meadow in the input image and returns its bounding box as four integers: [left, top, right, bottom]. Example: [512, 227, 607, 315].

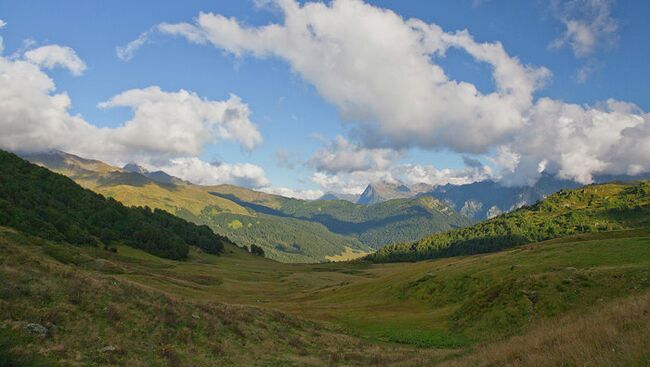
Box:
[3, 225, 648, 365]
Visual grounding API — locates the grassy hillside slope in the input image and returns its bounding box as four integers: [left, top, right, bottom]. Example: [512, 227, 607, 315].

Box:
[0, 228, 444, 367]
[2, 224, 648, 366]
[0, 150, 229, 260]
[369, 181, 650, 262]
[22, 151, 371, 263]
[192, 211, 368, 263]
[209, 186, 472, 249]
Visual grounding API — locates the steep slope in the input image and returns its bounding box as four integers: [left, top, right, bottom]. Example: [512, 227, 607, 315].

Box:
[22, 151, 370, 262]
[369, 180, 650, 262]
[23, 151, 250, 217]
[356, 181, 414, 204]
[0, 150, 229, 260]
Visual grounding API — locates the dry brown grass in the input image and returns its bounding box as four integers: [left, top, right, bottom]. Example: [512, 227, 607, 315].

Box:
[440, 289, 650, 367]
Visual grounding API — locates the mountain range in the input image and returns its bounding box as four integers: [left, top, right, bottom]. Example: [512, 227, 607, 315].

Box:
[2, 150, 649, 366]
[369, 179, 650, 262]
[20, 150, 469, 261]
[21, 149, 650, 262]
[326, 172, 650, 221]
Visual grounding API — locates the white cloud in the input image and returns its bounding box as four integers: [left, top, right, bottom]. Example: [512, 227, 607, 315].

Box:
[575, 63, 597, 84]
[309, 136, 403, 173]
[118, 0, 644, 189]
[120, 0, 550, 154]
[155, 157, 269, 188]
[399, 163, 492, 187]
[0, 46, 268, 188]
[98, 87, 262, 156]
[259, 186, 324, 200]
[501, 98, 649, 186]
[116, 23, 208, 61]
[0, 19, 6, 53]
[550, 0, 618, 57]
[24, 45, 87, 75]
[8, 1, 650, 193]
[308, 146, 493, 193]
[116, 28, 154, 61]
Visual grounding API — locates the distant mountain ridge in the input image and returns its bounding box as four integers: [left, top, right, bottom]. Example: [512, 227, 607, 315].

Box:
[122, 162, 184, 185]
[425, 172, 650, 220]
[318, 191, 360, 202]
[20, 150, 472, 257]
[355, 181, 433, 205]
[368, 180, 650, 263]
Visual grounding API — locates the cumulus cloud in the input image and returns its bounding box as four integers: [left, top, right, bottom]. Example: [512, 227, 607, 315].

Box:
[399, 163, 493, 187]
[575, 62, 597, 84]
[98, 87, 262, 156]
[308, 139, 493, 194]
[155, 157, 269, 188]
[310, 171, 391, 195]
[550, 0, 618, 58]
[275, 148, 302, 169]
[0, 43, 268, 188]
[309, 136, 403, 174]
[123, 0, 646, 188]
[259, 186, 324, 200]
[119, 0, 550, 154]
[24, 45, 87, 75]
[500, 98, 649, 186]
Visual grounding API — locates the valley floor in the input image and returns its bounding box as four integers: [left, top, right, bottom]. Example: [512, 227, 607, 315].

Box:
[1, 227, 649, 366]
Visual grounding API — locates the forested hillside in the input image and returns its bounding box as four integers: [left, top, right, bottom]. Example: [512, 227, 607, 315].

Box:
[275, 196, 472, 248]
[210, 187, 472, 248]
[368, 181, 650, 262]
[23, 151, 468, 261]
[0, 150, 230, 260]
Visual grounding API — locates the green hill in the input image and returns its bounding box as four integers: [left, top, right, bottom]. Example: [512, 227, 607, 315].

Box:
[189, 211, 368, 263]
[2, 225, 648, 366]
[209, 186, 472, 249]
[368, 180, 650, 262]
[23, 151, 470, 262]
[0, 150, 230, 260]
[22, 151, 371, 262]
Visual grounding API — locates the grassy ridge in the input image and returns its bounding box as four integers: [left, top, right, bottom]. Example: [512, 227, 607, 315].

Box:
[191, 211, 371, 263]
[369, 181, 650, 262]
[24, 151, 373, 263]
[210, 186, 472, 249]
[0, 150, 229, 260]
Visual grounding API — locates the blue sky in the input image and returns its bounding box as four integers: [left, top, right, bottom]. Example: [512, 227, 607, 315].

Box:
[1, 0, 649, 198]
